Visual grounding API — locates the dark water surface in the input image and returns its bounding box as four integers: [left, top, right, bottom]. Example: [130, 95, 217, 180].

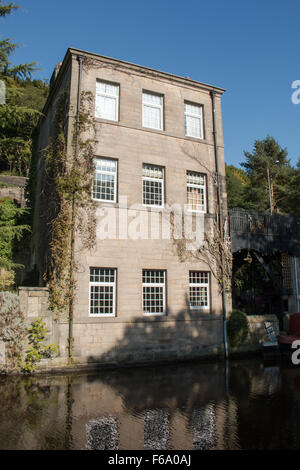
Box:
[1, 358, 300, 450]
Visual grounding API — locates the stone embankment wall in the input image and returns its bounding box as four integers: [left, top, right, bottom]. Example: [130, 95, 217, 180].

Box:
[229, 315, 280, 355]
[18, 287, 280, 372]
[0, 175, 27, 207]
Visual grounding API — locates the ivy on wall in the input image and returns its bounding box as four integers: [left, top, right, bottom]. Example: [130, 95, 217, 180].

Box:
[42, 89, 97, 319]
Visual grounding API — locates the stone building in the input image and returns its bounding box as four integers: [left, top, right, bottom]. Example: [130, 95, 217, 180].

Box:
[32, 48, 228, 368]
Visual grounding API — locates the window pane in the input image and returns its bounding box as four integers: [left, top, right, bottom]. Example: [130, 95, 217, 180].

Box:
[143, 164, 164, 179]
[90, 285, 114, 314]
[143, 270, 165, 284]
[143, 104, 161, 130]
[95, 158, 116, 172]
[93, 173, 115, 201]
[187, 171, 205, 186]
[143, 92, 163, 106]
[90, 268, 115, 283]
[184, 102, 201, 116]
[189, 271, 209, 308]
[143, 286, 164, 313]
[142, 164, 164, 206]
[93, 159, 117, 201]
[89, 268, 116, 316]
[143, 179, 162, 206]
[187, 171, 206, 212]
[96, 95, 117, 120]
[187, 186, 205, 211]
[189, 286, 208, 307]
[142, 270, 165, 315]
[185, 114, 202, 138]
[96, 81, 118, 96]
[189, 271, 209, 284]
[95, 81, 119, 121]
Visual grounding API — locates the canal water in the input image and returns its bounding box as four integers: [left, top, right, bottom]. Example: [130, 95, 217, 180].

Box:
[1, 358, 300, 450]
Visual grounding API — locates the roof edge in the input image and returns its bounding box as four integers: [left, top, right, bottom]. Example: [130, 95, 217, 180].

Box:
[68, 47, 226, 94]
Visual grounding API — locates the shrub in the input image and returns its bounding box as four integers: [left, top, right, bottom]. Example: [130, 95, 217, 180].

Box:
[21, 319, 58, 374]
[0, 291, 26, 373]
[227, 309, 249, 348]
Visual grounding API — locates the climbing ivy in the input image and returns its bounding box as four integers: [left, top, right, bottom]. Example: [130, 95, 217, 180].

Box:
[42, 89, 97, 319]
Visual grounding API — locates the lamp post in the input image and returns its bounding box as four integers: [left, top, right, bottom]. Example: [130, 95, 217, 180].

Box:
[267, 161, 280, 215]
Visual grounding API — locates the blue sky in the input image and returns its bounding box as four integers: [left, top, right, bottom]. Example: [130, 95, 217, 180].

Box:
[1, 0, 300, 167]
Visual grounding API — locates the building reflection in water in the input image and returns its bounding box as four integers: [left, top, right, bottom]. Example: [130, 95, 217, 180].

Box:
[86, 417, 119, 450]
[2, 359, 300, 450]
[144, 409, 169, 450]
[192, 405, 216, 450]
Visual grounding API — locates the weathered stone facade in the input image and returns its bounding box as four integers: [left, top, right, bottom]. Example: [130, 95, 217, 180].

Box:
[18, 288, 280, 372]
[33, 48, 228, 368]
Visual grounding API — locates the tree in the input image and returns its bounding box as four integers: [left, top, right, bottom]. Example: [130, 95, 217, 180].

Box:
[225, 164, 248, 209]
[241, 135, 293, 213]
[0, 1, 47, 176]
[283, 158, 300, 221]
[0, 198, 30, 289]
[0, 1, 18, 17]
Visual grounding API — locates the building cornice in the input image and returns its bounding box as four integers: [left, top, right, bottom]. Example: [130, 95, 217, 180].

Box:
[68, 47, 226, 95]
[39, 47, 226, 129]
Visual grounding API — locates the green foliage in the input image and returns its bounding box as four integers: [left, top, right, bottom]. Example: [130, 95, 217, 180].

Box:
[0, 198, 30, 288]
[227, 136, 300, 222]
[241, 135, 293, 213]
[0, 291, 26, 373]
[0, 2, 48, 176]
[43, 89, 97, 319]
[24, 132, 39, 228]
[0, 1, 19, 17]
[0, 291, 58, 375]
[227, 309, 249, 348]
[282, 158, 300, 222]
[21, 319, 58, 374]
[225, 164, 249, 209]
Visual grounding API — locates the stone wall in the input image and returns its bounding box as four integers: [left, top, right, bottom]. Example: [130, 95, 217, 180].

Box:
[17, 287, 280, 372]
[18, 286, 225, 371]
[229, 314, 279, 355]
[18, 287, 59, 347]
[0, 175, 27, 207]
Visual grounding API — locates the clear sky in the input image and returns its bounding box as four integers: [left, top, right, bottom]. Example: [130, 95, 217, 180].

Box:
[1, 0, 300, 167]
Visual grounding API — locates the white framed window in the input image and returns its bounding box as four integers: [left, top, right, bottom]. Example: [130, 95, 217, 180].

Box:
[92, 158, 117, 202]
[142, 91, 163, 130]
[143, 270, 166, 315]
[187, 171, 206, 212]
[184, 102, 203, 139]
[189, 271, 209, 309]
[95, 80, 119, 121]
[142, 164, 164, 207]
[89, 268, 116, 316]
